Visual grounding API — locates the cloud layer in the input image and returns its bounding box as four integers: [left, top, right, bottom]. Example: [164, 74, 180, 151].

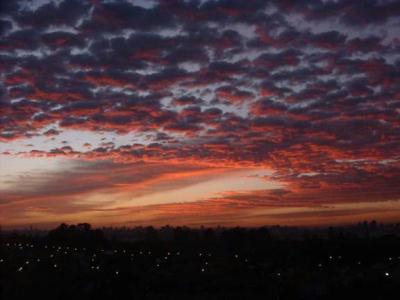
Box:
[1, 0, 399, 227]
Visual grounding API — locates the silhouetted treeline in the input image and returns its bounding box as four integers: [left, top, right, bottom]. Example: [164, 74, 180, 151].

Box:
[46, 223, 105, 248]
[3, 220, 400, 245]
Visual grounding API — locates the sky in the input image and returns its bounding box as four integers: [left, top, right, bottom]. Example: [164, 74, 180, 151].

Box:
[0, 0, 400, 229]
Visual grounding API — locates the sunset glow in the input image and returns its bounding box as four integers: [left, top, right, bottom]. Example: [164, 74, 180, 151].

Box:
[1, 0, 399, 228]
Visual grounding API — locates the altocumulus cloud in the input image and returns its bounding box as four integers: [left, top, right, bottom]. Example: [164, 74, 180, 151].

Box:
[0, 0, 399, 227]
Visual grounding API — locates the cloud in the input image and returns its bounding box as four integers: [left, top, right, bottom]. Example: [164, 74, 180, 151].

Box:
[1, 0, 399, 226]
[0, 160, 231, 224]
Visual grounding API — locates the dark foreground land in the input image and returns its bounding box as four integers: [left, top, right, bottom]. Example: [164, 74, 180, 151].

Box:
[1, 222, 400, 300]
